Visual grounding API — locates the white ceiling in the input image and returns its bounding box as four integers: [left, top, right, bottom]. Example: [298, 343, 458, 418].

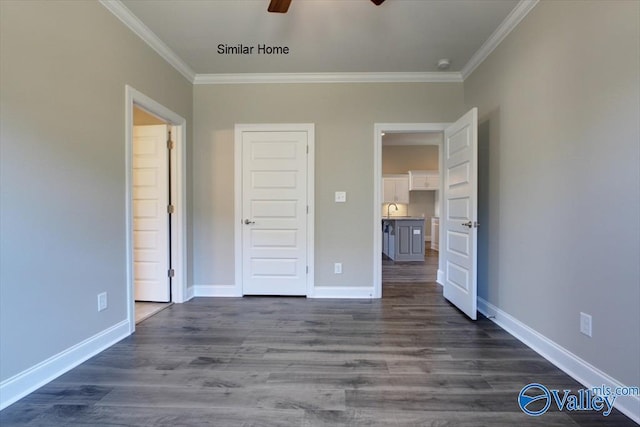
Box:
[112, 0, 530, 81]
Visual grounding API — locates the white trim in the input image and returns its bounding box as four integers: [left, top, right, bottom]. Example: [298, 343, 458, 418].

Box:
[193, 284, 242, 298]
[0, 320, 129, 411]
[195, 72, 462, 85]
[99, 0, 195, 83]
[185, 285, 196, 301]
[168, 124, 187, 305]
[125, 86, 188, 335]
[234, 124, 315, 297]
[234, 126, 243, 298]
[478, 298, 640, 424]
[311, 286, 375, 299]
[374, 123, 449, 299]
[305, 127, 316, 298]
[436, 269, 444, 285]
[461, 0, 539, 79]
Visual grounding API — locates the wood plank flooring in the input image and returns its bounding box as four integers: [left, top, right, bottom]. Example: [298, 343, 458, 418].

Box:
[1, 252, 637, 426]
[382, 247, 439, 283]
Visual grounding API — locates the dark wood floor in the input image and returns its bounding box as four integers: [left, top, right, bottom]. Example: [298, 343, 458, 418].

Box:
[1, 251, 637, 426]
[382, 247, 439, 283]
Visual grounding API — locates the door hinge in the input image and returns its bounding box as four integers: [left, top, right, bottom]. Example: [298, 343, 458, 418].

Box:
[167, 205, 175, 214]
[306, 145, 309, 154]
[306, 266, 309, 274]
[306, 205, 309, 214]
[168, 269, 175, 278]
[167, 130, 174, 150]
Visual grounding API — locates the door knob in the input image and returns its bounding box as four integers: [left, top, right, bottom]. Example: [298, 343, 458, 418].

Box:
[462, 221, 473, 228]
[244, 219, 255, 225]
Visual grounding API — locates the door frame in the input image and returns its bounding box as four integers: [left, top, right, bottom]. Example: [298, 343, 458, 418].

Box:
[234, 124, 315, 297]
[373, 123, 450, 298]
[125, 85, 187, 333]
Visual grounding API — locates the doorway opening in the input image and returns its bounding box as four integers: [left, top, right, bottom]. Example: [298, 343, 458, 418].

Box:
[381, 131, 442, 286]
[373, 123, 448, 298]
[132, 106, 172, 322]
[126, 86, 187, 332]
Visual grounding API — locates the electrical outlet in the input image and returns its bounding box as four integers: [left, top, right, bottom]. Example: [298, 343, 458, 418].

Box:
[580, 312, 592, 337]
[335, 191, 346, 203]
[98, 292, 108, 312]
[334, 263, 342, 274]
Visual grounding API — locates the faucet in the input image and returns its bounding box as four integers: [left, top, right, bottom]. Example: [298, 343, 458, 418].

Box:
[387, 202, 398, 218]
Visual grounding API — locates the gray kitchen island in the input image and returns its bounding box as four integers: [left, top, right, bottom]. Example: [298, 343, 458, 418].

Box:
[382, 217, 425, 261]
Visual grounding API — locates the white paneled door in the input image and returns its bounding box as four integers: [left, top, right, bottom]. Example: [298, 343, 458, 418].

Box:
[442, 108, 478, 320]
[133, 125, 170, 302]
[241, 130, 310, 296]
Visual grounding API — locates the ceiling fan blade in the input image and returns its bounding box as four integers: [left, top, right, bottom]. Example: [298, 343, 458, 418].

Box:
[371, 0, 385, 5]
[268, 0, 292, 13]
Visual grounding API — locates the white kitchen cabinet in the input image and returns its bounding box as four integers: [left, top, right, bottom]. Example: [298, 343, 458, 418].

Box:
[409, 170, 439, 191]
[382, 175, 409, 203]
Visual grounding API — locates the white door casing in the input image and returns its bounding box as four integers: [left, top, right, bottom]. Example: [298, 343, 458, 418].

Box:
[373, 123, 448, 299]
[126, 85, 187, 335]
[133, 125, 170, 302]
[442, 108, 478, 320]
[236, 125, 314, 296]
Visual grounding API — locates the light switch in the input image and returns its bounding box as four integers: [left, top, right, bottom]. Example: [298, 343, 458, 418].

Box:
[335, 191, 347, 203]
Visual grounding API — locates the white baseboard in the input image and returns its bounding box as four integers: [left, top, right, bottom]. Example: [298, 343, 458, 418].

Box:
[193, 284, 241, 297]
[436, 269, 444, 285]
[477, 297, 640, 424]
[311, 286, 375, 299]
[185, 285, 195, 301]
[193, 284, 374, 299]
[0, 319, 130, 411]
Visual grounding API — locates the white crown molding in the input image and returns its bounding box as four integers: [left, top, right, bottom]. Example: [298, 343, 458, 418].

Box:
[194, 72, 463, 85]
[99, 0, 196, 83]
[461, 0, 539, 80]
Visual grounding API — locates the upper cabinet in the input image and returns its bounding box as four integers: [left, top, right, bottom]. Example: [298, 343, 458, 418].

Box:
[382, 175, 410, 203]
[409, 170, 439, 191]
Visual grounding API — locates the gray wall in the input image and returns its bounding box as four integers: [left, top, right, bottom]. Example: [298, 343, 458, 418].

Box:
[382, 145, 439, 174]
[465, 1, 640, 387]
[193, 83, 464, 288]
[0, 1, 193, 381]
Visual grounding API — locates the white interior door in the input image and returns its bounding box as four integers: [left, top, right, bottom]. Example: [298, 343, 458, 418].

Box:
[242, 130, 309, 296]
[133, 124, 170, 302]
[442, 108, 478, 320]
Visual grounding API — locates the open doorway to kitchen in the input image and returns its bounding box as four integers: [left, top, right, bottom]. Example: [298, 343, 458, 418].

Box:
[382, 132, 441, 285]
[373, 123, 448, 298]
